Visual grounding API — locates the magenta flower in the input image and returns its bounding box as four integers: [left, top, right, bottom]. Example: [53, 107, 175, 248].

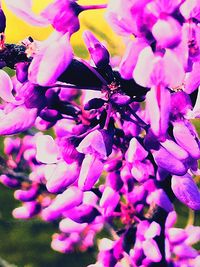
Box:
[28, 33, 73, 86]
[0, 105, 37, 135]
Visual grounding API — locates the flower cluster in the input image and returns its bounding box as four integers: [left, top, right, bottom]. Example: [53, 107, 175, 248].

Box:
[0, 0, 200, 266]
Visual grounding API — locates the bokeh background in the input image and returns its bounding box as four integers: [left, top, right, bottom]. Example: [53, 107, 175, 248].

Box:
[0, 1, 199, 266]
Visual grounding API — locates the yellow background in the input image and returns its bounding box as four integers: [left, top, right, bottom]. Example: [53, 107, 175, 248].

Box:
[2, 0, 124, 55]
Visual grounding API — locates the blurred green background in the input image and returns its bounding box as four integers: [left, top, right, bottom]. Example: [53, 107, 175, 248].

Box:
[0, 184, 95, 267]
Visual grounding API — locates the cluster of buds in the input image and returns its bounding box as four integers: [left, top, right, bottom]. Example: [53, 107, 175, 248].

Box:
[0, 1, 199, 266]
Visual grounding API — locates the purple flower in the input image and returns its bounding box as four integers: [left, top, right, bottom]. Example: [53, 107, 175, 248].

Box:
[119, 38, 148, 80]
[133, 47, 185, 88]
[0, 105, 37, 135]
[0, 70, 18, 103]
[45, 161, 79, 194]
[0, 7, 6, 32]
[35, 135, 59, 164]
[15, 62, 29, 83]
[161, 138, 189, 160]
[153, 146, 187, 175]
[47, 186, 83, 213]
[100, 186, 120, 216]
[77, 129, 113, 159]
[172, 173, 200, 210]
[152, 16, 182, 48]
[12, 201, 41, 219]
[78, 154, 104, 191]
[180, 0, 200, 21]
[146, 85, 171, 139]
[40, 0, 81, 34]
[0, 174, 21, 188]
[14, 185, 38, 202]
[146, 189, 173, 212]
[59, 218, 87, 233]
[173, 120, 200, 159]
[142, 239, 162, 262]
[125, 137, 148, 162]
[83, 30, 110, 69]
[28, 33, 73, 86]
[185, 62, 200, 93]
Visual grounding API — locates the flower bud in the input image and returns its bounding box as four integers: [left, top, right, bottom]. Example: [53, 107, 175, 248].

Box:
[84, 98, 106, 110]
[83, 30, 110, 69]
[78, 154, 104, 191]
[77, 129, 113, 159]
[172, 173, 200, 210]
[153, 146, 187, 175]
[15, 62, 29, 83]
[0, 105, 37, 135]
[49, 186, 83, 213]
[39, 108, 62, 122]
[12, 201, 40, 219]
[64, 204, 100, 224]
[14, 185, 38, 202]
[0, 174, 21, 188]
[59, 218, 87, 233]
[45, 161, 79, 194]
[173, 120, 200, 159]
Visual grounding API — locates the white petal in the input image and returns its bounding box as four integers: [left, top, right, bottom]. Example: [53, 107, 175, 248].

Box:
[36, 135, 59, 164]
[4, 0, 49, 26]
[28, 34, 73, 86]
[0, 70, 16, 103]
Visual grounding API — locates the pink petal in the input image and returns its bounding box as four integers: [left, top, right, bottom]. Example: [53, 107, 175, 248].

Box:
[78, 154, 103, 191]
[185, 62, 200, 94]
[163, 49, 185, 88]
[0, 70, 16, 103]
[0, 105, 37, 135]
[50, 186, 83, 213]
[99, 186, 120, 216]
[125, 137, 148, 162]
[146, 189, 173, 212]
[28, 33, 73, 86]
[77, 130, 107, 159]
[146, 85, 171, 139]
[59, 218, 87, 233]
[105, 0, 135, 36]
[185, 225, 200, 245]
[4, 0, 49, 26]
[168, 228, 187, 244]
[172, 173, 200, 210]
[153, 146, 187, 175]
[119, 38, 148, 79]
[152, 17, 181, 48]
[36, 135, 59, 164]
[45, 161, 79, 193]
[173, 121, 200, 159]
[142, 239, 162, 262]
[180, 0, 200, 20]
[161, 139, 189, 160]
[40, 0, 80, 34]
[144, 222, 161, 239]
[165, 211, 177, 228]
[133, 47, 155, 87]
[173, 244, 198, 259]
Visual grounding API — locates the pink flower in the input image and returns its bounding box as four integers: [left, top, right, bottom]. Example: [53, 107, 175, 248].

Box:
[28, 33, 73, 86]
